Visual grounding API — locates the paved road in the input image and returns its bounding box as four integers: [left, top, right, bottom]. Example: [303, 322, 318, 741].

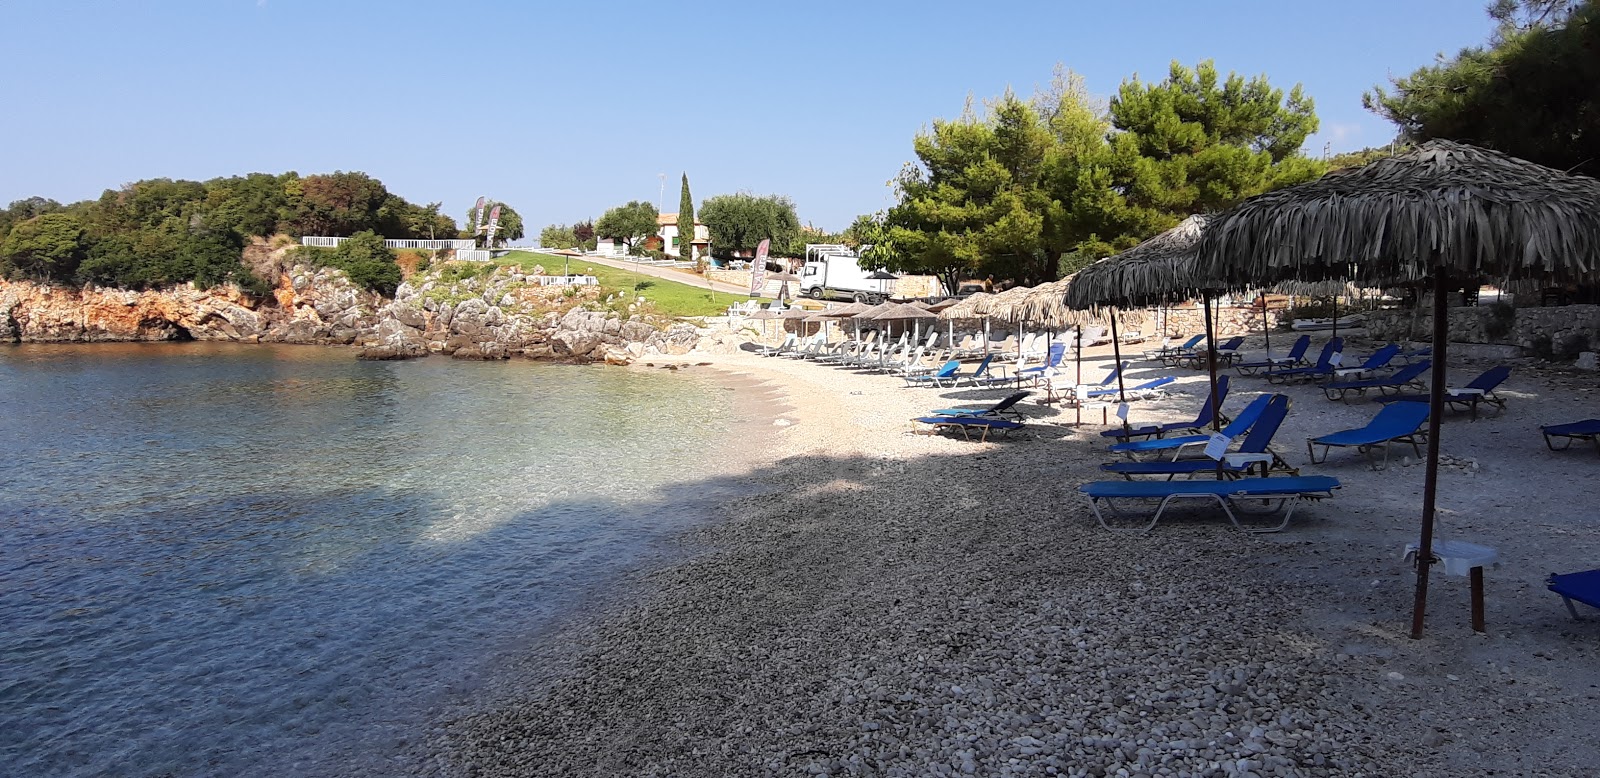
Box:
[552, 253, 821, 307]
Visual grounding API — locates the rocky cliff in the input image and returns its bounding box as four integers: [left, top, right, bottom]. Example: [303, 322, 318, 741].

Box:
[0, 250, 752, 364]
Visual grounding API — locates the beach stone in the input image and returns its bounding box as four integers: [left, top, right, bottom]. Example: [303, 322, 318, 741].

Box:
[1576, 351, 1597, 370]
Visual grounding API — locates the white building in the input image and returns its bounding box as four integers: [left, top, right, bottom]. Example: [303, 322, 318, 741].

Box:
[656, 212, 711, 260]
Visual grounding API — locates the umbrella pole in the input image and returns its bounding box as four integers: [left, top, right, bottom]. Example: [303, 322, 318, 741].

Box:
[1262, 292, 1271, 357]
[1331, 294, 1339, 339]
[1110, 311, 1127, 404]
[1075, 327, 1084, 426]
[1411, 272, 1450, 640]
[1203, 293, 1221, 432]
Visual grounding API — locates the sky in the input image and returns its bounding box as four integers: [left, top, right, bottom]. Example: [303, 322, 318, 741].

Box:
[2, 0, 1496, 234]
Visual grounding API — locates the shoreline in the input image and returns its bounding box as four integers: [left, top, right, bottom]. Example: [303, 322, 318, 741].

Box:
[430, 343, 1600, 777]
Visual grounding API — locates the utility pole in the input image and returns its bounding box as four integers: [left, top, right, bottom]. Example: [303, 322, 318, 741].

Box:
[658, 173, 666, 213]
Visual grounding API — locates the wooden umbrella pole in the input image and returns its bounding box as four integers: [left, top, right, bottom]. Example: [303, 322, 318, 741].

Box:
[1110, 311, 1128, 404]
[1075, 327, 1084, 426]
[1410, 271, 1450, 640]
[1202, 293, 1222, 432]
[1261, 292, 1271, 358]
[1331, 293, 1340, 340]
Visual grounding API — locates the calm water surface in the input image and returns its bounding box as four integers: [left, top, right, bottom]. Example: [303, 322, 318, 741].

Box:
[0, 343, 745, 776]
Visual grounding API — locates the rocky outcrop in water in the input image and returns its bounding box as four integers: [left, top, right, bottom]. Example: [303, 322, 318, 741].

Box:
[0, 265, 379, 344]
[0, 248, 756, 365]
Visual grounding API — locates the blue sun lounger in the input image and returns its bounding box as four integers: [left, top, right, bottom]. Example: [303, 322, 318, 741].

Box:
[1101, 375, 1231, 441]
[930, 390, 1032, 421]
[1109, 394, 1274, 460]
[904, 360, 961, 387]
[1178, 336, 1244, 369]
[1542, 419, 1600, 455]
[1263, 337, 1343, 384]
[1080, 376, 1177, 401]
[1548, 569, 1600, 619]
[1306, 402, 1430, 470]
[1376, 365, 1512, 420]
[1235, 335, 1311, 376]
[1146, 334, 1203, 362]
[1102, 395, 1297, 479]
[912, 416, 1024, 442]
[1322, 360, 1431, 402]
[1080, 474, 1340, 533]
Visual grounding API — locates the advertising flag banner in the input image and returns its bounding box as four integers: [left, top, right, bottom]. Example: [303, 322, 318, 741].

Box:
[749, 239, 770, 298]
[485, 205, 502, 244]
[472, 197, 487, 233]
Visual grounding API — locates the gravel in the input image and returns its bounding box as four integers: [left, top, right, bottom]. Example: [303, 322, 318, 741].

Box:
[424, 338, 1600, 778]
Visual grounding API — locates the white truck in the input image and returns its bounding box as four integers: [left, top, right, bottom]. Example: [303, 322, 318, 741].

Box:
[799, 244, 897, 303]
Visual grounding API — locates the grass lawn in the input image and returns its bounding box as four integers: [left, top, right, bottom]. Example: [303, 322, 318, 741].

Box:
[496, 251, 764, 318]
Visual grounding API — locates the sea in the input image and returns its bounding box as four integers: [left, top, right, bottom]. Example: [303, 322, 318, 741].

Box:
[0, 343, 749, 777]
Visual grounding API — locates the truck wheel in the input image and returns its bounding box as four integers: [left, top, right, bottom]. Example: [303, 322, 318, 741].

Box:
[852, 292, 868, 303]
[807, 287, 824, 299]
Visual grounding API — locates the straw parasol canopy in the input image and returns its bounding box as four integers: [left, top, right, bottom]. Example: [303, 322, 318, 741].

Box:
[871, 302, 939, 322]
[746, 307, 779, 320]
[851, 301, 896, 321]
[1065, 215, 1224, 310]
[941, 292, 992, 319]
[1193, 138, 1600, 640]
[779, 307, 813, 320]
[1197, 139, 1600, 288]
[923, 298, 960, 313]
[822, 301, 872, 317]
[1018, 276, 1098, 329]
[978, 285, 1036, 323]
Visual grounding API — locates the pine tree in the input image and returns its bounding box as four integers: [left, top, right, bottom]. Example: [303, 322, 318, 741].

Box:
[678, 173, 695, 262]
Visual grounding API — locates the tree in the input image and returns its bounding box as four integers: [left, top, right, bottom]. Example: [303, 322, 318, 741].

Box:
[572, 220, 597, 251]
[699, 193, 799, 256]
[0, 212, 86, 282]
[462, 201, 524, 246]
[539, 223, 579, 249]
[0, 196, 64, 240]
[677, 173, 696, 260]
[595, 200, 659, 253]
[285, 171, 392, 236]
[311, 230, 401, 295]
[1364, 1, 1599, 177]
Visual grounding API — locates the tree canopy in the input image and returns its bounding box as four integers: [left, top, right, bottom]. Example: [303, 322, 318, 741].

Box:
[678, 173, 696, 259]
[699, 193, 800, 256]
[595, 200, 660, 252]
[1364, 0, 1599, 177]
[463, 200, 524, 246]
[0, 170, 449, 292]
[877, 61, 1325, 289]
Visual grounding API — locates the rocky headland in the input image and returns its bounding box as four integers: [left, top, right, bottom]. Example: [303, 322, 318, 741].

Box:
[0, 248, 751, 365]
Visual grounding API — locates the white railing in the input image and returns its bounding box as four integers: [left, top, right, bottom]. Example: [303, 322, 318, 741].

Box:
[298, 236, 477, 250]
[455, 250, 493, 262]
[535, 275, 599, 286]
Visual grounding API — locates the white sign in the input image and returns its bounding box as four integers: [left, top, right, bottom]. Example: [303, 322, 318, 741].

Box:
[1203, 432, 1231, 460]
[1329, 351, 1343, 367]
[1115, 403, 1130, 420]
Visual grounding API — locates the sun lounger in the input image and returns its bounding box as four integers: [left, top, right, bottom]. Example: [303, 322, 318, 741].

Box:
[1332, 343, 1401, 380]
[1109, 393, 1274, 459]
[1306, 402, 1430, 470]
[1547, 569, 1600, 619]
[1146, 334, 1203, 362]
[1322, 360, 1431, 402]
[1375, 366, 1511, 420]
[1102, 395, 1297, 479]
[912, 416, 1024, 442]
[756, 333, 798, 356]
[1541, 419, 1600, 455]
[904, 360, 961, 387]
[1235, 335, 1311, 376]
[1263, 337, 1343, 384]
[1017, 342, 1068, 384]
[1079, 376, 1177, 402]
[1101, 375, 1231, 441]
[1080, 474, 1340, 533]
[1178, 336, 1244, 369]
[930, 390, 1032, 421]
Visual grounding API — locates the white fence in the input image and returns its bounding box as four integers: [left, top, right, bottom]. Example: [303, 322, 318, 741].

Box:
[535, 275, 599, 286]
[455, 250, 493, 262]
[298, 236, 477, 250]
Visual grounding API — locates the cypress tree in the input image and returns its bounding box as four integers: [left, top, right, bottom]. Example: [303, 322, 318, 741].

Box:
[678, 173, 695, 261]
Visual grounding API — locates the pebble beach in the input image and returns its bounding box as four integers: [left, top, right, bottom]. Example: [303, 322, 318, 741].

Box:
[434, 333, 1600, 778]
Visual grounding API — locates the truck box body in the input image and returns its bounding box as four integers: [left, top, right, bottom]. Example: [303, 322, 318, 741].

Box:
[800, 245, 894, 303]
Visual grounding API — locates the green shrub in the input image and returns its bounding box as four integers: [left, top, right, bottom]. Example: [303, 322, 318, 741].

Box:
[291, 231, 402, 296]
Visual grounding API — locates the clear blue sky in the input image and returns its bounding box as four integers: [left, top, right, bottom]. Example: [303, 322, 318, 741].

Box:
[3, 0, 1495, 233]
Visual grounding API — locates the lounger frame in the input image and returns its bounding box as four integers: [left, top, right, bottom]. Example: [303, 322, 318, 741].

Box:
[1083, 483, 1335, 534]
[1305, 429, 1427, 470]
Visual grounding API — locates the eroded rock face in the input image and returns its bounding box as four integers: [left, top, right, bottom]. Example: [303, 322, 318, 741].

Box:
[0, 265, 379, 344]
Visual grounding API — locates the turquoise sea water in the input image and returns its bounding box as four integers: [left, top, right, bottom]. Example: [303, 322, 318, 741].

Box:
[0, 344, 742, 776]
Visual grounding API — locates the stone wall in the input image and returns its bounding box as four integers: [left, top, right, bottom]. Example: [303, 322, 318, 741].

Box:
[1140, 303, 1290, 339]
[1366, 304, 1600, 359]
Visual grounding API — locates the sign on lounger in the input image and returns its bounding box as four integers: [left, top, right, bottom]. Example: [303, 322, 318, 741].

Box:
[749, 239, 770, 298]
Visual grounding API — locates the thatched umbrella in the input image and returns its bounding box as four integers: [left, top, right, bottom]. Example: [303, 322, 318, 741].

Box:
[943, 292, 995, 353]
[1195, 139, 1600, 638]
[979, 286, 1038, 360]
[746, 305, 778, 335]
[873, 302, 939, 345]
[1066, 215, 1229, 420]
